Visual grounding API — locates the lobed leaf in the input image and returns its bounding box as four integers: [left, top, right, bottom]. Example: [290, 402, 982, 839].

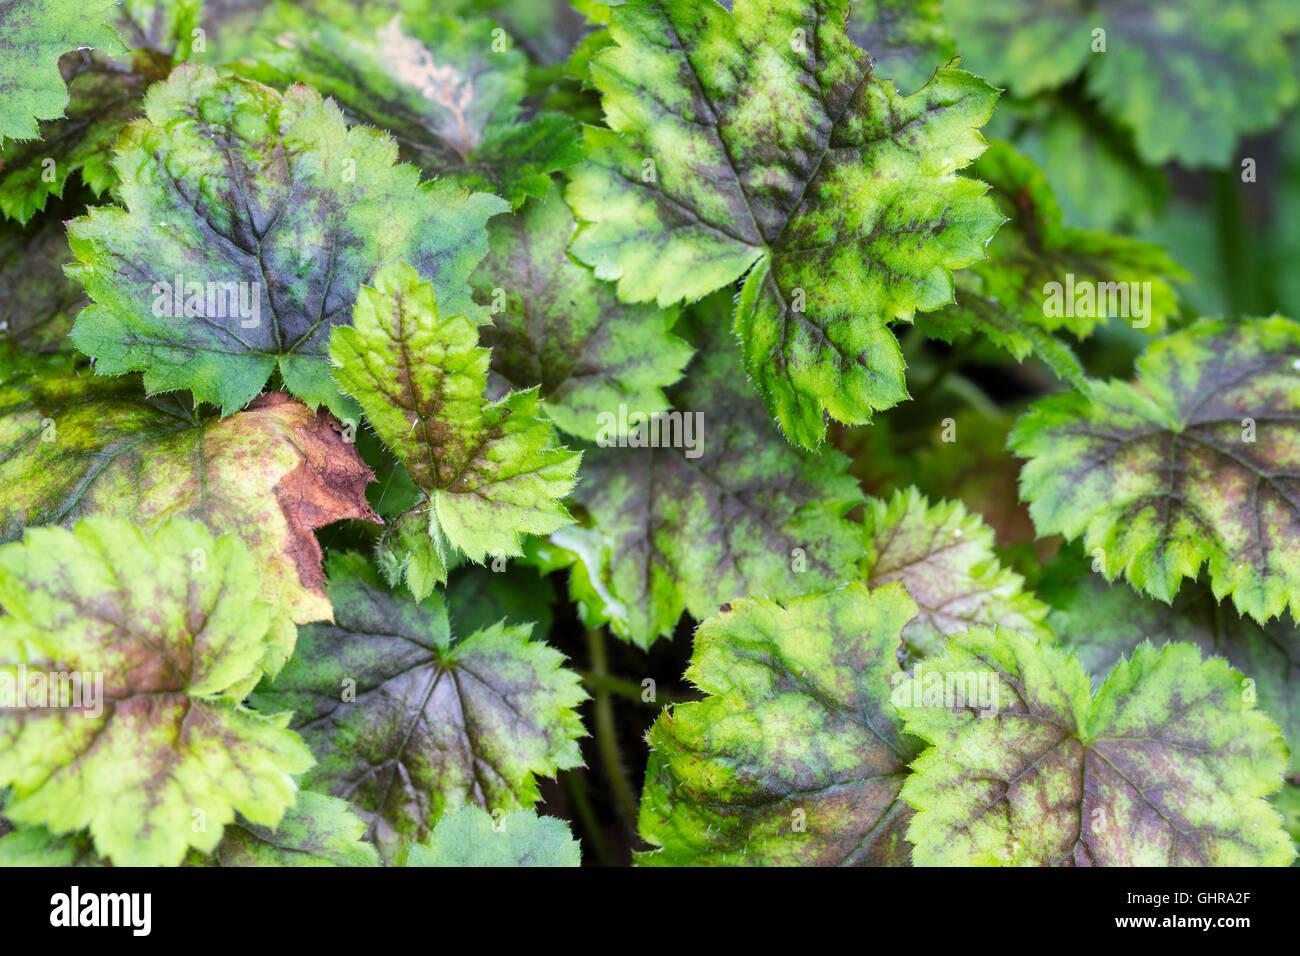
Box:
[0, 518, 314, 867]
[66, 64, 507, 415]
[0, 0, 125, 143]
[251, 553, 586, 861]
[862, 487, 1052, 659]
[0, 0, 200, 222]
[406, 805, 580, 866]
[1011, 316, 1300, 624]
[188, 791, 380, 866]
[567, 0, 1001, 448]
[639, 582, 920, 865]
[0, 373, 380, 671]
[1042, 548, 1300, 774]
[331, 261, 581, 596]
[553, 304, 865, 648]
[898, 628, 1294, 865]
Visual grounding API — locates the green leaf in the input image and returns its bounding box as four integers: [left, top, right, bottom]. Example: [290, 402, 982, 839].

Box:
[567, 0, 1000, 448]
[0, 0, 125, 143]
[0, 204, 87, 353]
[114, 0, 203, 61]
[470, 183, 693, 440]
[0, 517, 314, 867]
[1010, 315, 1300, 624]
[406, 805, 580, 866]
[0, 375, 381, 671]
[945, 142, 1184, 341]
[455, 0, 598, 66]
[862, 487, 1051, 660]
[846, 0, 954, 95]
[0, 54, 153, 223]
[66, 64, 507, 415]
[245, 0, 582, 206]
[0, 1, 201, 222]
[3, 791, 380, 866]
[943, 0, 1298, 167]
[251, 553, 586, 861]
[915, 278, 1088, 390]
[0, 826, 102, 866]
[330, 261, 581, 596]
[1042, 547, 1300, 774]
[554, 304, 866, 648]
[898, 628, 1294, 865]
[1274, 784, 1300, 850]
[187, 792, 380, 866]
[638, 582, 919, 865]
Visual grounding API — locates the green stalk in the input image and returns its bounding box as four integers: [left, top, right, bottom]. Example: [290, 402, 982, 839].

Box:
[579, 670, 687, 706]
[563, 769, 614, 867]
[1211, 168, 1264, 316]
[585, 626, 641, 828]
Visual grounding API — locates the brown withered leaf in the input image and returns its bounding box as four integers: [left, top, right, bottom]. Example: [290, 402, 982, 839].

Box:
[0, 369, 380, 671]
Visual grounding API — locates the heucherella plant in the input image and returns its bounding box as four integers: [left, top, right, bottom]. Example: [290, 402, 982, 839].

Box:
[0, 0, 1297, 875]
[330, 261, 582, 597]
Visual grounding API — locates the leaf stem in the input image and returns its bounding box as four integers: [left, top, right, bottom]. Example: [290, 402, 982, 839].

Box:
[579, 670, 687, 706]
[585, 625, 641, 829]
[563, 769, 614, 866]
[1211, 168, 1266, 315]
